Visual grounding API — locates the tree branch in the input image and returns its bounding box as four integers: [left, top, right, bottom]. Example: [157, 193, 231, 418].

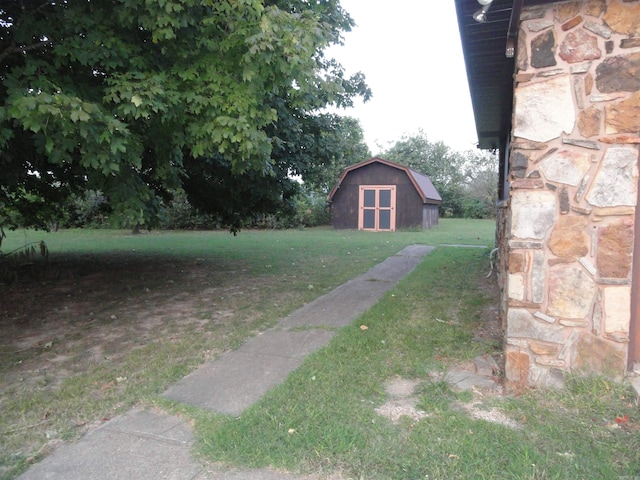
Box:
[0, 39, 50, 64]
[0, 0, 56, 63]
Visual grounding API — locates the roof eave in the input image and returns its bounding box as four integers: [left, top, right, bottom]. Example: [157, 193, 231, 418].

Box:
[454, 0, 557, 150]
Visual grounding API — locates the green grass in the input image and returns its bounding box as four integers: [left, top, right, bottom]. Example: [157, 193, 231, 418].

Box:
[2, 220, 638, 479]
[193, 247, 639, 480]
[0, 220, 494, 479]
[2, 219, 494, 259]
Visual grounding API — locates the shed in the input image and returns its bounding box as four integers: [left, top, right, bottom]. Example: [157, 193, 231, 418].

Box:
[328, 157, 441, 231]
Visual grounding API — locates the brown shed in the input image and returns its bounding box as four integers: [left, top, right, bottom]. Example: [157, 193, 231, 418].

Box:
[328, 157, 441, 231]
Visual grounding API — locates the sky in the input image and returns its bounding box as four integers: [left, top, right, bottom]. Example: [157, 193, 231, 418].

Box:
[326, 0, 479, 154]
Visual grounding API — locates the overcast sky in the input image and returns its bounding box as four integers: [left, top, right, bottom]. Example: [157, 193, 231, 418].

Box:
[326, 0, 479, 154]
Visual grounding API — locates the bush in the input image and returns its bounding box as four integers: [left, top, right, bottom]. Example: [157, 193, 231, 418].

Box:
[159, 192, 218, 230]
[293, 193, 332, 227]
[65, 190, 110, 228]
[245, 191, 331, 229]
[460, 198, 496, 219]
[60, 189, 332, 231]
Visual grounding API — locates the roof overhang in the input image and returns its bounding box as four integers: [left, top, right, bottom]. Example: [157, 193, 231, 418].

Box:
[454, 0, 556, 150]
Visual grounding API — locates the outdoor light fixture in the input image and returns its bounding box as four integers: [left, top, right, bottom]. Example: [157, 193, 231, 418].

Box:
[473, 0, 494, 23]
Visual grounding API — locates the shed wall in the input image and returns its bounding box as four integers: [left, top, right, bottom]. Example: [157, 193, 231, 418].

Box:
[332, 163, 429, 229]
[422, 204, 439, 229]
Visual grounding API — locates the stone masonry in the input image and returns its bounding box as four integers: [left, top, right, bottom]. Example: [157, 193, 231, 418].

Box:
[504, 0, 640, 389]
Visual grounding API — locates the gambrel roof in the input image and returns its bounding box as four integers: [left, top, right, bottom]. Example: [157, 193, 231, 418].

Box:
[328, 157, 442, 204]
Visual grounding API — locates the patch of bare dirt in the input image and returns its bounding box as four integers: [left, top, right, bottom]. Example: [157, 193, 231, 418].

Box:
[0, 252, 276, 405]
[473, 270, 504, 370]
[460, 395, 523, 430]
[375, 374, 521, 431]
[375, 377, 430, 424]
[475, 266, 501, 328]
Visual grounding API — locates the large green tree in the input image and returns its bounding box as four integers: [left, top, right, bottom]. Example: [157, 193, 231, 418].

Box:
[0, 0, 370, 231]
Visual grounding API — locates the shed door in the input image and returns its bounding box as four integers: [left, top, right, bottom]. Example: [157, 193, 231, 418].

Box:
[358, 186, 396, 231]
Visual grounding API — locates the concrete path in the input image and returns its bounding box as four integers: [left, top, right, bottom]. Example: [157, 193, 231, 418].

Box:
[164, 244, 433, 415]
[17, 245, 433, 480]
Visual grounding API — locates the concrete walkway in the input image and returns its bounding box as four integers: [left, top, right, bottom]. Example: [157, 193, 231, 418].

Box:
[17, 245, 433, 480]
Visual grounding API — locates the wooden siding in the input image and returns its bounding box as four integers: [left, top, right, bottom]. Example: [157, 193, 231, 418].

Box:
[332, 162, 435, 230]
[422, 204, 439, 229]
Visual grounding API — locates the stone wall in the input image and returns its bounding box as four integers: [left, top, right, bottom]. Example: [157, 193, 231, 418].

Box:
[505, 0, 640, 388]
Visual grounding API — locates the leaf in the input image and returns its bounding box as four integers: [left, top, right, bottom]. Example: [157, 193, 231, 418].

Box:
[110, 139, 127, 155]
[77, 110, 90, 122]
[44, 136, 54, 153]
[131, 95, 143, 107]
[616, 414, 629, 424]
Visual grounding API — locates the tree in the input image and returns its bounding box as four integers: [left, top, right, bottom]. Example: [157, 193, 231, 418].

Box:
[459, 149, 498, 219]
[290, 114, 370, 195]
[182, 105, 370, 231]
[382, 130, 467, 216]
[0, 0, 370, 231]
[382, 130, 498, 218]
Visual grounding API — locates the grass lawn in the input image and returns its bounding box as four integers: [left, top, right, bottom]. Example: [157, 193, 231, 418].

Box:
[1, 219, 638, 479]
[194, 247, 639, 479]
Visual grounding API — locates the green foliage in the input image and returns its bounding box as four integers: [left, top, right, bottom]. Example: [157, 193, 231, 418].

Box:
[383, 130, 464, 216]
[182, 154, 302, 232]
[65, 190, 110, 228]
[292, 189, 332, 227]
[0, 0, 370, 231]
[225, 189, 331, 230]
[459, 151, 499, 219]
[382, 130, 498, 218]
[55, 184, 330, 231]
[292, 115, 371, 195]
[158, 191, 217, 230]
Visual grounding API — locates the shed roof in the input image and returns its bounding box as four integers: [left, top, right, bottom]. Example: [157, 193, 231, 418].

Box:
[328, 157, 442, 204]
[454, 0, 555, 149]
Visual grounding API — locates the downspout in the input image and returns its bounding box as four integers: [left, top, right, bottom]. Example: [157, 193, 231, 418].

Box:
[630, 177, 640, 370]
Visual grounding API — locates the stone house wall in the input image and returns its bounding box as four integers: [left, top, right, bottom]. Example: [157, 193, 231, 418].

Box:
[504, 0, 640, 389]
